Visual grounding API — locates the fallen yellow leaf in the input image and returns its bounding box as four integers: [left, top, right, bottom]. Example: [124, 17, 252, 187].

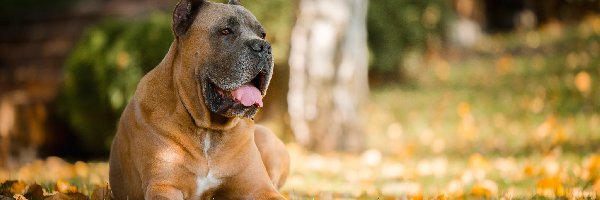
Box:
[457, 102, 471, 118]
[410, 193, 423, 200]
[574, 71, 591, 94]
[11, 181, 27, 195]
[433, 194, 446, 200]
[471, 184, 492, 198]
[593, 179, 600, 193]
[523, 163, 538, 176]
[536, 177, 565, 197]
[585, 154, 600, 180]
[56, 179, 78, 193]
[470, 180, 498, 198]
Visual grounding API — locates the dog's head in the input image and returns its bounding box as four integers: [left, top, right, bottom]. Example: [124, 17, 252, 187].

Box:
[172, 0, 273, 120]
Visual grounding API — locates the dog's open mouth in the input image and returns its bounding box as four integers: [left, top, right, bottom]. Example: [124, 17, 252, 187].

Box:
[215, 71, 267, 108]
[203, 70, 269, 118]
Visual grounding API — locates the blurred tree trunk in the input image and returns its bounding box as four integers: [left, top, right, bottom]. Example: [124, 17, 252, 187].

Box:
[288, 0, 369, 153]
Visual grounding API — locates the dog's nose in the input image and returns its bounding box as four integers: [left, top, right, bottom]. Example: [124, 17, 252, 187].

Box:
[248, 39, 271, 54]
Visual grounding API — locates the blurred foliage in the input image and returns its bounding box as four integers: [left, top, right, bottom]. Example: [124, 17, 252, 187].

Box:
[367, 0, 453, 77]
[468, 18, 600, 116]
[59, 13, 173, 155]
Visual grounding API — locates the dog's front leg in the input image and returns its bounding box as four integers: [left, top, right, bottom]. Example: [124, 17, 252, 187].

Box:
[145, 184, 185, 200]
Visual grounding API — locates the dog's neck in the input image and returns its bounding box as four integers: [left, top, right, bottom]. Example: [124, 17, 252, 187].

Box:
[209, 112, 235, 126]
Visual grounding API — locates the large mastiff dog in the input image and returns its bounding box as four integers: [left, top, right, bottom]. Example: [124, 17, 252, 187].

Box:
[108, 0, 289, 199]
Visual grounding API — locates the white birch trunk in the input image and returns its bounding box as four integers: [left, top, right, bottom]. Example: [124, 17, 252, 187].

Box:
[288, 0, 369, 152]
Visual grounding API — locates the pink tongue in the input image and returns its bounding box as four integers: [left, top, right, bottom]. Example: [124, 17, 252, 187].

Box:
[231, 84, 263, 107]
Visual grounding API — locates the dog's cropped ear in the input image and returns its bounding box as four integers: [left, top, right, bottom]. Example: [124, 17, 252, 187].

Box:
[228, 0, 241, 5]
[173, 0, 206, 38]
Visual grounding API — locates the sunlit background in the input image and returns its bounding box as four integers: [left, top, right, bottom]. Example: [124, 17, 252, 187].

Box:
[1, 0, 600, 198]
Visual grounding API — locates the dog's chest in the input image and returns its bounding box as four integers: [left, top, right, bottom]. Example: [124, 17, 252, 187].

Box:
[195, 171, 221, 196]
[193, 131, 222, 197]
[201, 129, 224, 154]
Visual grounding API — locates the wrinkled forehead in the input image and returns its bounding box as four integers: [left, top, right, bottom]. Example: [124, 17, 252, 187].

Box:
[195, 2, 263, 31]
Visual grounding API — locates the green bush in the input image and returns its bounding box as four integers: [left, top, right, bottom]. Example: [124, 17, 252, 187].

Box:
[367, 0, 452, 78]
[59, 13, 173, 155]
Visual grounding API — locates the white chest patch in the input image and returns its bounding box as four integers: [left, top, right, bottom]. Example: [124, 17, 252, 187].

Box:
[203, 133, 211, 155]
[196, 172, 221, 195]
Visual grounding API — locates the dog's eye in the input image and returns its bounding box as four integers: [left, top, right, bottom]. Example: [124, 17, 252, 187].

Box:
[260, 32, 266, 39]
[221, 28, 233, 35]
